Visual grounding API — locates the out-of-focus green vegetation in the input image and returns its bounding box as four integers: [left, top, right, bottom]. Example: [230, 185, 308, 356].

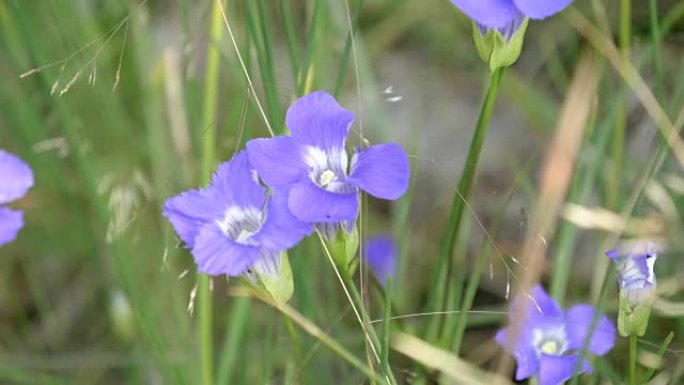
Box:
[1, 0, 684, 384]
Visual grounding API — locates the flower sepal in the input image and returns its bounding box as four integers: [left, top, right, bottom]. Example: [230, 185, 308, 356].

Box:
[322, 224, 359, 278]
[241, 251, 294, 303]
[617, 291, 653, 337]
[472, 17, 529, 73]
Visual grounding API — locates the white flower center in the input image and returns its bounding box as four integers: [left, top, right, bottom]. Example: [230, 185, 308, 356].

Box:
[216, 206, 263, 246]
[318, 169, 337, 187]
[532, 325, 568, 356]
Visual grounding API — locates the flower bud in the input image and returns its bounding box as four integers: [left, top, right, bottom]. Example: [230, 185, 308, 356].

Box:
[472, 15, 529, 72]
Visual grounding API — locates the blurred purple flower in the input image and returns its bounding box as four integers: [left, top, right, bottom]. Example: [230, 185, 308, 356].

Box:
[451, 0, 572, 36]
[606, 242, 658, 306]
[0, 150, 34, 247]
[363, 235, 397, 286]
[163, 151, 312, 277]
[495, 285, 615, 385]
[247, 91, 409, 235]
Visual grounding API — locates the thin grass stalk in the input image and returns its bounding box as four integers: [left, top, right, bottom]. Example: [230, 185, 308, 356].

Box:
[608, 0, 631, 209]
[639, 331, 674, 384]
[341, 274, 398, 385]
[423, 67, 504, 341]
[253, 291, 389, 384]
[296, 0, 323, 95]
[450, 179, 518, 353]
[333, 0, 363, 98]
[381, 278, 393, 378]
[216, 297, 251, 384]
[255, 0, 283, 129]
[648, 0, 664, 103]
[279, 0, 300, 79]
[198, 1, 226, 384]
[438, 215, 470, 347]
[548, 89, 603, 301]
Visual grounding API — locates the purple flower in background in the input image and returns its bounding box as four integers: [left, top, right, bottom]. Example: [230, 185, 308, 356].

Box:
[495, 285, 615, 385]
[247, 91, 410, 235]
[363, 235, 397, 286]
[606, 242, 658, 306]
[451, 0, 572, 36]
[163, 151, 312, 277]
[0, 150, 34, 247]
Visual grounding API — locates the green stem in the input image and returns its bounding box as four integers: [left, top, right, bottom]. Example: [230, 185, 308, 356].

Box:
[216, 297, 251, 384]
[381, 278, 393, 378]
[199, 1, 225, 384]
[297, 0, 324, 94]
[266, 296, 389, 384]
[342, 274, 398, 385]
[333, 0, 364, 98]
[648, 0, 664, 103]
[279, 0, 300, 78]
[630, 334, 637, 385]
[424, 67, 505, 340]
[284, 315, 307, 385]
[609, 0, 630, 207]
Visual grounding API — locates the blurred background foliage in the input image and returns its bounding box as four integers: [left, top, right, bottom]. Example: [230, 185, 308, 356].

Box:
[1, 0, 684, 384]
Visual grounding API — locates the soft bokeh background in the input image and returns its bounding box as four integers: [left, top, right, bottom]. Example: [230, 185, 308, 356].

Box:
[1, 0, 684, 384]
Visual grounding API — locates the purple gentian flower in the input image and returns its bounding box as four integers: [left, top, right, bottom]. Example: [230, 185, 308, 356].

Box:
[246, 91, 410, 236]
[163, 151, 313, 277]
[0, 150, 34, 247]
[451, 0, 572, 37]
[495, 285, 615, 385]
[606, 242, 658, 306]
[363, 235, 397, 287]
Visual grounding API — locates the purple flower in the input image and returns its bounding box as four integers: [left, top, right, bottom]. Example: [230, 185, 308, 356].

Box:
[495, 285, 615, 385]
[246, 91, 410, 233]
[363, 235, 397, 287]
[451, 0, 572, 35]
[163, 151, 313, 277]
[606, 242, 658, 306]
[0, 150, 34, 247]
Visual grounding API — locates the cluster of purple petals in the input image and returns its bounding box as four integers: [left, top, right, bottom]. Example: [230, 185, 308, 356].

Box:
[163, 151, 313, 277]
[495, 285, 615, 385]
[163, 91, 410, 277]
[362, 235, 397, 287]
[247, 91, 409, 233]
[0, 150, 34, 247]
[606, 243, 658, 305]
[451, 0, 573, 37]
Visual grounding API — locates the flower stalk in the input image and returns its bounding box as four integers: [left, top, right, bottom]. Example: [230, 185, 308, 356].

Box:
[427, 67, 504, 341]
[198, 1, 225, 383]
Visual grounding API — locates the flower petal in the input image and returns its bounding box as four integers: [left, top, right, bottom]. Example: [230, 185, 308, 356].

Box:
[565, 304, 616, 356]
[253, 190, 314, 250]
[0, 207, 24, 247]
[288, 179, 358, 223]
[163, 188, 221, 248]
[0, 150, 34, 205]
[450, 0, 520, 29]
[495, 327, 540, 380]
[513, 0, 573, 20]
[510, 284, 563, 321]
[348, 144, 410, 200]
[247, 137, 310, 189]
[538, 354, 591, 385]
[363, 235, 397, 286]
[192, 223, 259, 276]
[211, 151, 265, 209]
[286, 91, 355, 153]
